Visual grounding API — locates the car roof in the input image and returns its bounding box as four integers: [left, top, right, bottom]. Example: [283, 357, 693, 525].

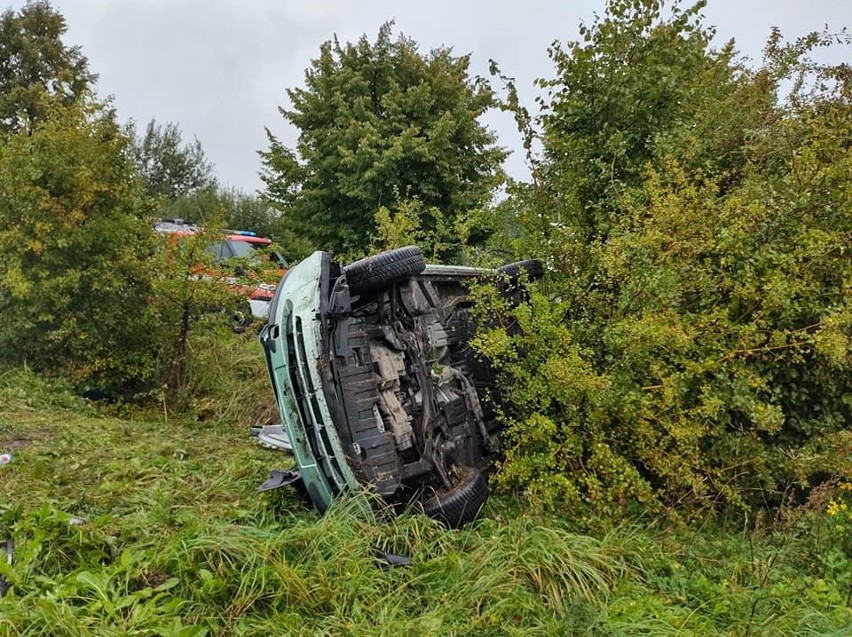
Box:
[225, 233, 272, 245]
[153, 220, 272, 245]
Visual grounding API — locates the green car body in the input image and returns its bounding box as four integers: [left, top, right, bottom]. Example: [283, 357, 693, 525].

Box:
[260, 251, 360, 511]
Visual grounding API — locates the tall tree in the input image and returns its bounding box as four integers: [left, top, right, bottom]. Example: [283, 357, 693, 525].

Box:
[260, 22, 507, 255]
[129, 119, 216, 202]
[539, 0, 745, 241]
[0, 0, 95, 134]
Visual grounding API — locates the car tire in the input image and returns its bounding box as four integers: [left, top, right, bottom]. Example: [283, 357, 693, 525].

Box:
[420, 466, 489, 528]
[230, 302, 253, 334]
[344, 246, 426, 296]
[497, 259, 544, 282]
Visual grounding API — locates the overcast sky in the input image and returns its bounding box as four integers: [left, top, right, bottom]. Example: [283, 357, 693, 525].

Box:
[6, 1, 850, 193]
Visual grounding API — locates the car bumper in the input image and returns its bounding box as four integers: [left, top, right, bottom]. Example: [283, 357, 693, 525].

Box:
[259, 252, 360, 512]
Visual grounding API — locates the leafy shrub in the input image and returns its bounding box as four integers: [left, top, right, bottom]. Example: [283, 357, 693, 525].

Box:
[0, 99, 165, 393]
[0, 366, 92, 414]
[169, 326, 277, 427]
[479, 0, 851, 521]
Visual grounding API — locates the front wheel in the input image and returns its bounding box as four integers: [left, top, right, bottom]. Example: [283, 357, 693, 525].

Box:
[420, 466, 489, 528]
[344, 246, 426, 296]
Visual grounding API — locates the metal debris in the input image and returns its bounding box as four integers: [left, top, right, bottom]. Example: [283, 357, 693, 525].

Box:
[250, 425, 293, 452]
[257, 468, 302, 493]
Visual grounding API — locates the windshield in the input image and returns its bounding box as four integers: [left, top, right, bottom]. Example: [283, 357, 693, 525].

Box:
[207, 240, 287, 270]
[227, 240, 257, 259]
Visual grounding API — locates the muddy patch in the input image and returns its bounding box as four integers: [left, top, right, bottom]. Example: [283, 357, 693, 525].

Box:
[0, 429, 50, 451]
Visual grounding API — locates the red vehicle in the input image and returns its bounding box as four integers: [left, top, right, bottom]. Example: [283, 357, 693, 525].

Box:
[154, 219, 287, 329]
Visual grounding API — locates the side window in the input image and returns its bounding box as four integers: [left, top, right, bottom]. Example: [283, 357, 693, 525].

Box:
[206, 242, 228, 261]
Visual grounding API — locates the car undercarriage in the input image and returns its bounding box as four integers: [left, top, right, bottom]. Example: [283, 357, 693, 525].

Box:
[261, 246, 540, 527]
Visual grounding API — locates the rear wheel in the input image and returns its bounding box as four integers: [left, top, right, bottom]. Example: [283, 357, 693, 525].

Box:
[344, 246, 425, 296]
[497, 259, 543, 282]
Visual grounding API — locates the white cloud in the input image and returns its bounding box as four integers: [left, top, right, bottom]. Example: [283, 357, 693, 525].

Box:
[4, 0, 849, 192]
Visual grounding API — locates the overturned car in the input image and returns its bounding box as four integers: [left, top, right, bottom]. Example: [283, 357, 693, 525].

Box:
[260, 246, 540, 527]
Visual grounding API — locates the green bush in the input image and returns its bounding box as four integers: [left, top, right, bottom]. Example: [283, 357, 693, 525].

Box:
[479, 0, 851, 521]
[0, 100, 269, 407]
[0, 100, 164, 393]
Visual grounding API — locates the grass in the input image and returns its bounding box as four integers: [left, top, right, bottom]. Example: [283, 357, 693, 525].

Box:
[1, 365, 851, 636]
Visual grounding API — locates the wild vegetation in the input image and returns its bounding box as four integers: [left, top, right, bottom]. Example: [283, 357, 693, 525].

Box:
[472, 0, 851, 523]
[2, 368, 852, 635]
[0, 0, 850, 633]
